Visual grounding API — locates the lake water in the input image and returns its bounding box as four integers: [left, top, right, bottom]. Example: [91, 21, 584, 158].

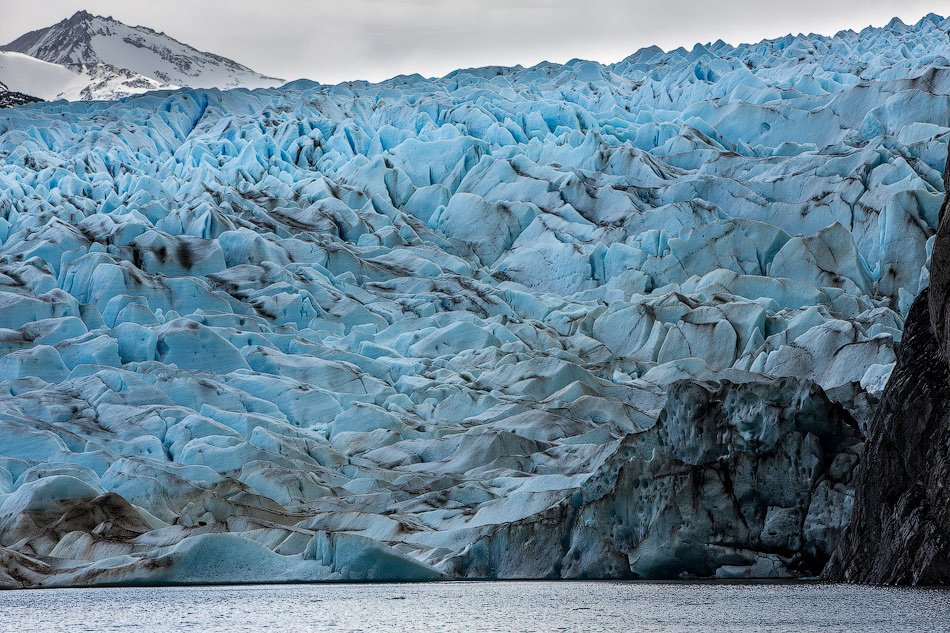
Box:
[0, 581, 947, 632]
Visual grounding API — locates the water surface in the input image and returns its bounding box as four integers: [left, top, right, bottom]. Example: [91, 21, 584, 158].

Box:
[0, 581, 947, 632]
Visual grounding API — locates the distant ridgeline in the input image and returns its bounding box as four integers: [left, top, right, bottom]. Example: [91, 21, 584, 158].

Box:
[0, 15, 948, 587]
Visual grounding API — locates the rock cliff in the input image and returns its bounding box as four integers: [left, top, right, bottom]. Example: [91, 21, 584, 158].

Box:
[824, 161, 950, 585]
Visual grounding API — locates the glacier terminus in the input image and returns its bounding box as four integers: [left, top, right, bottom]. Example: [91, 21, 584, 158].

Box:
[0, 14, 948, 587]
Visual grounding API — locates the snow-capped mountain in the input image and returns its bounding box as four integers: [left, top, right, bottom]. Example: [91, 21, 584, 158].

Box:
[0, 10, 283, 101]
[0, 14, 947, 587]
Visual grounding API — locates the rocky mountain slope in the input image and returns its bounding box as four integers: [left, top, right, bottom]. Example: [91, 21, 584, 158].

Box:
[0, 15, 947, 586]
[0, 11, 282, 101]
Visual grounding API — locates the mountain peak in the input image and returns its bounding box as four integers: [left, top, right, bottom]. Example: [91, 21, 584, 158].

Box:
[60, 10, 104, 29]
[1, 11, 282, 92]
[67, 10, 121, 26]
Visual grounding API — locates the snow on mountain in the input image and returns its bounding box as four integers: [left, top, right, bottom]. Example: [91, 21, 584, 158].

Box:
[0, 51, 81, 99]
[0, 50, 164, 101]
[0, 14, 948, 586]
[3, 10, 283, 91]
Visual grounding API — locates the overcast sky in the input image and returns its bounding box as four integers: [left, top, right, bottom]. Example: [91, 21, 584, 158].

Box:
[0, 1, 948, 84]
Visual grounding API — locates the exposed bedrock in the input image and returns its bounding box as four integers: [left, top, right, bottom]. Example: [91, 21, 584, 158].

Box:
[824, 153, 950, 586]
[824, 291, 950, 584]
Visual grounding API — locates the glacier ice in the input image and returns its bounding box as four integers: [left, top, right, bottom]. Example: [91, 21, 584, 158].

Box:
[0, 15, 948, 586]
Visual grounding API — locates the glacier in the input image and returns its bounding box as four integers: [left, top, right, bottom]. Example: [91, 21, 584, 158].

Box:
[0, 14, 948, 586]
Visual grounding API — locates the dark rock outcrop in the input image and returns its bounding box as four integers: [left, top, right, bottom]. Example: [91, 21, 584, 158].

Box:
[0, 90, 41, 108]
[824, 150, 950, 585]
[824, 291, 950, 584]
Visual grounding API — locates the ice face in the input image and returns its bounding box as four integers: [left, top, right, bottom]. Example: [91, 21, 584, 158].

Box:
[0, 15, 947, 586]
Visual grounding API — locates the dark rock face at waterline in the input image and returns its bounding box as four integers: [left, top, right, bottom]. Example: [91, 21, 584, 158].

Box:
[824, 291, 950, 584]
[825, 152, 950, 586]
